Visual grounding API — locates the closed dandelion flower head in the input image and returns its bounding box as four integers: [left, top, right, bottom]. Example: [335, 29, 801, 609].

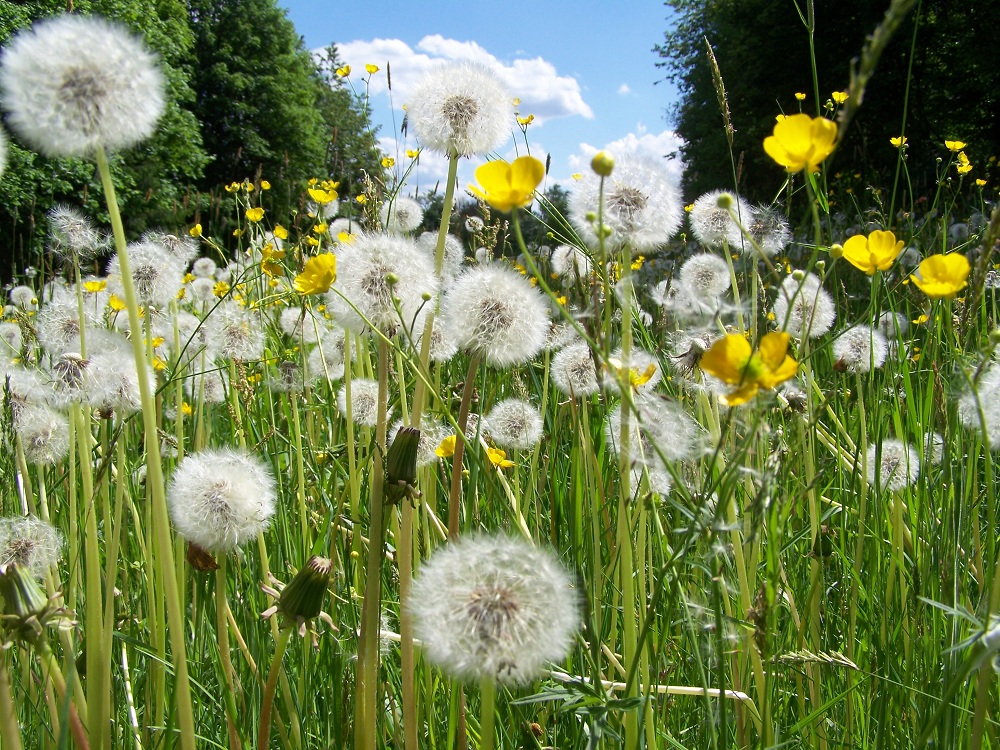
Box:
[389, 419, 448, 468]
[690, 190, 752, 249]
[866, 439, 919, 490]
[748, 205, 791, 257]
[0, 14, 165, 157]
[832, 326, 887, 374]
[678, 253, 732, 300]
[407, 61, 514, 157]
[337, 378, 383, 427]
[48, 205, 105, 261]
[327, 233, 438, 337]
[107, 241, 184, 309]
[551, 340, 599, 398]
[380, 196, 424, 234]
[569, 153, 683, 253]
[441, 265, 549, 368]
[409, 534, 580, 686]
[167, 448, 277, 553]
[0, 516, 62, 578]
[772, 272, 836, 339]
[485, 398, 543, 450]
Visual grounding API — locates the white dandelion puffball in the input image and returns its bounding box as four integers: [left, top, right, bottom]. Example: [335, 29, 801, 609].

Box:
[569, 153, 683, 253]
[107, 241, 185, 309]
[0, 515, 63, 578]
[0, 14, 165, 157]
[678, 253, 732, 300]
[551, 340, 600, 398]
[15, 404, 71, 466]
[406, 61, 514, 157]
[167, 448, 277, 553]
[485, 398, 544, 450]
[772, 273, 836, 339]
[380, 196, 425, 234]
[327, 233, 438, 337]
[865, 440, 919, 491]
[748, 205, 791, 257]
[601, 346, 663, 395]
[550, 244, 593, 281]
[441, 265, 549, 368]
[689, 190, 752, 249]
[48, 205, 105, 261]
[416, 231, 465, 286]
[409, 534, 580, 686]
[206, 302, 265, 362]
[831, 326, 887, 374]
[337, 378, 382, 427]
[958, 364, 1000, 449]
[605, 392, 702, 466]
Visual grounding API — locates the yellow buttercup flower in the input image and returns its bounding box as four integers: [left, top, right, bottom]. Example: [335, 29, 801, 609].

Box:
[336, 65, 351, 77]
[189, 223, 202, 237]
[406, 148, 420, 158]
[794, 92, 806, 101]
[956, 151, 973, 175]
[293, 253, 337, 295]
[517, 114, 534, 126]
[699, 332, 798, 406]
[260, 180, 271, 190]
[976, 179, 987, 187]
[945, 140, 967, 152]
[435, 435, 456, 458]
[83, 279, 106, 293]
[381, 156, 395, 168]
[365, 64, 379, 74]
[273, 224, 288, 240]
[832, 91, 848, 104]
[486, 447, 515, 469]
[841, 229, 904, 275]
[308, 187, 338, 205]
[245, 207, 265, 222]
[763, 113, 838, 173]
[213, 281, 230, 298]
[109, 294, 126, 311]
[909, 253, 970, 299]
[890, 136, 907, 148]
[467, 155, 545, 213]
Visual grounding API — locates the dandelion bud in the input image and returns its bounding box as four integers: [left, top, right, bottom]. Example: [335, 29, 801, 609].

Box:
[421, 291, 433, 302]
[715, 192, 734, 209]
[277, 556, 333, 623]
[0, 564, 52, 640]
[791, 270, 806, 281]
[830, 243, 845, 259]
[590, 150, 615, 177]
[815, 260, 826, 273]
[385, 427, 420, 505]
[584, 211, 597, 223]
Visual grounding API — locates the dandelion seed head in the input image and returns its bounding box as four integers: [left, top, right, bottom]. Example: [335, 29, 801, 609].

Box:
[407, 62, 513, 157]
[772, 273, 836, 339]
[86, 345, 154, 417]
[305, 328, 346, 383]
[9, 286, 37, 311]
[167, 448, 276, 553]
[36, 300, 95, 356]
[415, 231, 465, 287]
[380, 196, 424, 234]
[48, 205, 105, 260]
[106, 241, 185, 309]
[0, 322, 22, 363]
[441, 265, 549, 368]
[409, 534, 580, 686]
[866, 439, 919, 490]
[748, 205, 791, 257]
[184, 367, 228, 404]
[0, 516, 62, 578]
[550, 244, 592, 281]
[605, 392, 702, 466]
[832, 326, 887, 373]
[485, 398, 543, 450]
[602, 347, 663, 395]
[15, 405, 70, 466]
[207, 302, 265, 362]
[0, 15, 165, 157]
[551, 340, 599, 398]
[569, 153, 683, 252]
[678, 253, 732, 299]
[279, 307, 322, 345]
[143, 230, 199, 266]
[877, 311, 909, 341]
[690, 190, 752, 249]
[328, 233, 438, 337]
[188, 276, 215, 304]
[337, 378, 382, 427]
[192, 257, 217, 279]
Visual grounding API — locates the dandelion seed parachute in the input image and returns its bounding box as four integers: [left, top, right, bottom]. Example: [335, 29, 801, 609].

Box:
[0, 14, 165, 157]
[772, 273, 836, 339]
[166, 448, 277, 553]
[192, 257, 216, 279]
[143, 231, 199, 266]
[408, 534, 580, 686]
[407, 61, 514, 157]
[605, 392, 702, 467]
[440, 265, 549, 368]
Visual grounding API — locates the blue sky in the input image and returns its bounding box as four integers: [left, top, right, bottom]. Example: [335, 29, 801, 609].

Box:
[280, 0, 683, 193]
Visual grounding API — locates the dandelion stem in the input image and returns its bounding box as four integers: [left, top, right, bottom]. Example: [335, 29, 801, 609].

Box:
[479, 678, 496, 750]
[448, 356, 482, 539]
[259, 626, 293, 750]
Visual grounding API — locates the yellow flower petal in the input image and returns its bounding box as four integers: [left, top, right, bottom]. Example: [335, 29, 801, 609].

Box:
[699, 334, 752, 384]
[909, 253, 970, 299]
[293, 253, 337, 295]
[435, 435, 456, 458]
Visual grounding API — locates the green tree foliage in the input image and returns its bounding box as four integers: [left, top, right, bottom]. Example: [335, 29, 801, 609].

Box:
[657, 0, 1000, 206]
[0, 0, 209, 278]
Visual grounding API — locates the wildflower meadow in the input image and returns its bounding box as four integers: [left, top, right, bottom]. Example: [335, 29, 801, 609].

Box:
[2, 1, 1000, 748]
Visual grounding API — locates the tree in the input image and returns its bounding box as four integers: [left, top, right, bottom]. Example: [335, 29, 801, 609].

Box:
[656, 0, 1000, 207]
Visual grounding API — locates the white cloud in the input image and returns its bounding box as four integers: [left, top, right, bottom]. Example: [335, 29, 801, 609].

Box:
[333, 35, 593, 124]
[567, 129, 685, 185]
[617, 83, 631, 96]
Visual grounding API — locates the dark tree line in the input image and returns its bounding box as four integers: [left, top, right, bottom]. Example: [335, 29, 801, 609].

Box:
[0, 0, 382, 281]
[657, 0, 1000, 207]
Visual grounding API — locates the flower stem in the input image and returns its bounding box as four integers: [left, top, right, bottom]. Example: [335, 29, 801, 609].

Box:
[448, 356, 482, 538]
[259, 626, 293, 750]
[479, 678, 496, 750]
[94, 145, 196, 750]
